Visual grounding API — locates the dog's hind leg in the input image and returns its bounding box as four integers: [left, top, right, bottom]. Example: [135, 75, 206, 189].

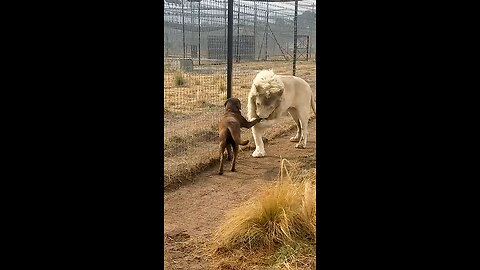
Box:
[288, 108, 302, 142]
[219, 142, 227, 175]
[295, 109, 309, 149]
[251, 125, 267, 157]
[231, 144, 239, 172]
[226, 145, 233, 161]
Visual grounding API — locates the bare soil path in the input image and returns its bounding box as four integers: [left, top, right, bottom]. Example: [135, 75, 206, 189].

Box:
[164, 121, 316, 270]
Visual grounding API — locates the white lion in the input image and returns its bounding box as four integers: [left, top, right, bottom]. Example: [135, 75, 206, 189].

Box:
[247, 69, 316, 157]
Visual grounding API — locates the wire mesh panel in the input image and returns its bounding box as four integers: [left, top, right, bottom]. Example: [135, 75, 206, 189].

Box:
[164, 0, 229, 185]
[208, 35, 227, 60]
[164, 0, 316, 186]
[229, 0, 317, 107]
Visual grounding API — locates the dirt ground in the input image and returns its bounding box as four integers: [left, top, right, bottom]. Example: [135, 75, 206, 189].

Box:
[164, 120, 316, 269]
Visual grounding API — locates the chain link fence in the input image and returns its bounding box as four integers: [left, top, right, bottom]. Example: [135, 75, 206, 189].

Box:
[164, 0, 316, 186]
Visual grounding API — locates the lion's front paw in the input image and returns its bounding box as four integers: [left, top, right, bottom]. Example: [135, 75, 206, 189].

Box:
[252, 149, 266, 157]
[295, 143, 306, 149]
[290, 136, 300, 142]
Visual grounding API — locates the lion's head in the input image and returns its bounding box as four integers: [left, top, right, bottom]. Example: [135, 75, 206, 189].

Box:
[250, 70, 285, 119]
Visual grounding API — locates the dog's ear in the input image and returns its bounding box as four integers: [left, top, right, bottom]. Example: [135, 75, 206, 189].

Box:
[224, 99, 228, 107]
[236, 99, 242, 110]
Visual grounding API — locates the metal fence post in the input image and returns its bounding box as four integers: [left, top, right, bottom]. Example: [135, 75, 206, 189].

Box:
[198, 0, 201, 65]
[253, 2, 257, 59]
[265, 1, 269, 60]
[182, 0, 186, 59]
[227, 0, 233, 99]
[292, 0, 298, 76]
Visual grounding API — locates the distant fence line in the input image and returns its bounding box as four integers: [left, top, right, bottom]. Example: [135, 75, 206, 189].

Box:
[164, 0, 316, 64]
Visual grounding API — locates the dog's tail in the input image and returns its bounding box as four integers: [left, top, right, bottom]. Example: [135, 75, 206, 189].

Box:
[228, 126, 249, 146]
[310, 88, 316, 115]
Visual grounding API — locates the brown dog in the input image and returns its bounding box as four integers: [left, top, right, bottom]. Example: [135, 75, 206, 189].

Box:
[218, 97, 262, 175]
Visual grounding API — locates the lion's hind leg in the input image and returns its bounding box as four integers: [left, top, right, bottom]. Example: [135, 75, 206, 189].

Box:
[288, 108, 301, 142]
[295, 109, 309, 149]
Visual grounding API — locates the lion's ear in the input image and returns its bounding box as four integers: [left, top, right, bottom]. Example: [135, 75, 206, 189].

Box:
[277, 88, 284, 97]
[255, 84, 261, 93]
[271, 87, 283, 98]
[248, 95, 257, 119]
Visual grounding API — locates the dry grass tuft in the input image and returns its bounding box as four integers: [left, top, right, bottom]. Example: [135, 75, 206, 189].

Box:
[267, 241, 316, 269]
[209, 159, 316, 269]
[213, 73, 224, 83]
[173, 70, 187, 87]
[218, 83, 226, 93]
[195, 99, 219, 108]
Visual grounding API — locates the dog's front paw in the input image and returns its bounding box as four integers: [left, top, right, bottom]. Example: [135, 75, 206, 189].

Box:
[252, 149, 266, 157]
[295, 143, 306, 149]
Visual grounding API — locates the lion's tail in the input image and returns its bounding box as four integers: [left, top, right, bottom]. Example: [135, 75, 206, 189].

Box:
[310, 88, 316, 115]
